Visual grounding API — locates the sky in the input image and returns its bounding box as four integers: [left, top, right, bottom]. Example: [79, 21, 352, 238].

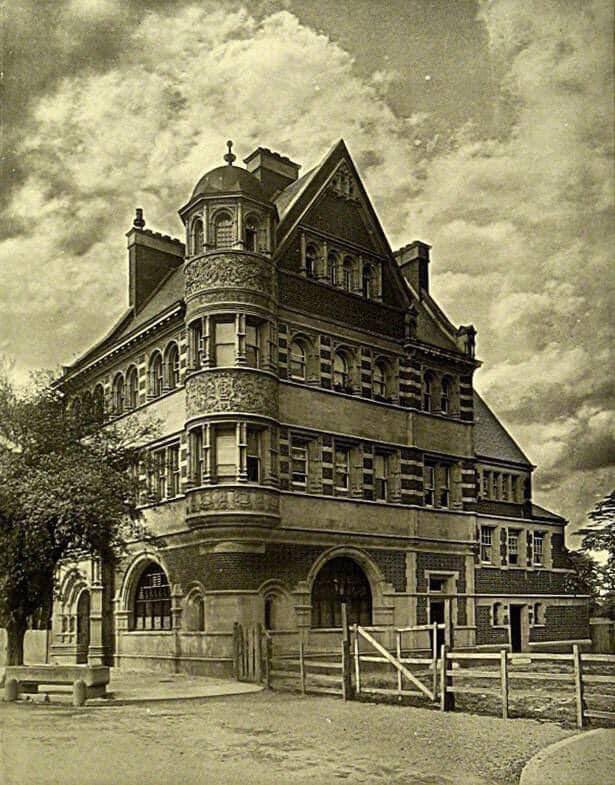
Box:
[0, 0, 613, 540]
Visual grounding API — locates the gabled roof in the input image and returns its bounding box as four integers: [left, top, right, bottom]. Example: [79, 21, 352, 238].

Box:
[473, 391, 532, 467]
[531, 503, 566, 524]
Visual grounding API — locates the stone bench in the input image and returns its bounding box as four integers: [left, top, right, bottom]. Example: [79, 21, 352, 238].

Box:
[3, 664, 110, 706]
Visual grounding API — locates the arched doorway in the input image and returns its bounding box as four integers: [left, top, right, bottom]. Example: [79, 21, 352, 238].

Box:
[76, 590, 90, 664]
[311, 557, 372, 628]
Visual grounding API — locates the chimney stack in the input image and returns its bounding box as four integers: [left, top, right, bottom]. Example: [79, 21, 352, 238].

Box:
[394, 240, 431, 296]
[244, 147, 301, 199]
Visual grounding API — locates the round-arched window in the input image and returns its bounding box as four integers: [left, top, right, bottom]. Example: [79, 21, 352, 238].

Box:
[441, 376, 452, 414]
[305, 244, 317, 278]
[148, 352, 163, 398]
[362, 264, 376, 299]
[311, 557, 372, 628]
[126, 366, 139, 410]
[343, 257, 354, 291]
[372, 361, 387, 399]
[192, 218, 204, 255]
[112, 373, 124, 415]
[133, 563, 171, 630]
[333, 351, 349, 390]
[214, 211, 233, 249]
[164, 342, 180, 390]
[289, 340, 307, 380]
[328, 250, 339, 286]
[245, 215, 260, 252]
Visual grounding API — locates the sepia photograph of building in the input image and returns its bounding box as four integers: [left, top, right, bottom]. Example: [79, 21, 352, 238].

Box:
[0, 2, 613, 784]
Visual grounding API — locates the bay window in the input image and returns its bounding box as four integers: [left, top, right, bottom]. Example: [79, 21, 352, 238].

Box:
[215, 426, 236, 482]
[214, 319, 236, 366]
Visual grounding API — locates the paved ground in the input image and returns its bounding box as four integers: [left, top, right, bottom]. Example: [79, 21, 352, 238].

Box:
[520, 728, 615, 785]
[0, 689, 579, 785]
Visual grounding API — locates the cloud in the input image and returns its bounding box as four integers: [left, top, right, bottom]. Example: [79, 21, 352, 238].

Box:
[0, 0, 612, 536]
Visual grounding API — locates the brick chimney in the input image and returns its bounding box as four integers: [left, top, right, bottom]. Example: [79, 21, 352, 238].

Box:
[244, 147, 301, 199]
[394, 241, 431, 296]
[126, 209, 185, 314]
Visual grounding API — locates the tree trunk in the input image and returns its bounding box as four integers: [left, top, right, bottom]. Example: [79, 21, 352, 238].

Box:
[6, 618, 27, 666]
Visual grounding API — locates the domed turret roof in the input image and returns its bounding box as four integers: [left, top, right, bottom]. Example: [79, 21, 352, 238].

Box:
[191, 141, 267, 201]
[191, 165, 267, 201]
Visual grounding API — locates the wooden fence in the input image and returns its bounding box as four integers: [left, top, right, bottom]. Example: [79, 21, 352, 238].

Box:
[439, 645, 615, 728]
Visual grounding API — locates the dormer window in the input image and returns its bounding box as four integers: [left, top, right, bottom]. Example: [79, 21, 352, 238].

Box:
[362, 264, 376, 299]
[343, 257, 353, 291]
[214, 211, 233, 249]
[305, 244, 317, 278]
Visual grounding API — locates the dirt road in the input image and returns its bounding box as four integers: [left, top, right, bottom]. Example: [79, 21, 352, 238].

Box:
[0, 691, 574, 785]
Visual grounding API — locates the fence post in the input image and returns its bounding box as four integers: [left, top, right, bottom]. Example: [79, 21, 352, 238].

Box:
[432, 622, 438, 699]
[341, 602, 352, 700]
[263, 631, 272, 689]
[298, 638, 306, 695]
[232, 622, 241, 680]
[500, 649, 509, 720]
[440, 644, 454, 711]
[396, 630, 403, 697]
[353, 624, 361, 696]
[573, 644, 586, 729]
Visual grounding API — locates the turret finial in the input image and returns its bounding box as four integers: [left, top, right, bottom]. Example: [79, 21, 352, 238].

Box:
[224, 140, 236, 166]
[134, 208, 145, 229]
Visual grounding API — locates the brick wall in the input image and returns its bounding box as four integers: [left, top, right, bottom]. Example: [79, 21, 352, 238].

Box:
[475, 568, 571, 594]
[476, 605, 508, 646]
[530, 604, 590, 642]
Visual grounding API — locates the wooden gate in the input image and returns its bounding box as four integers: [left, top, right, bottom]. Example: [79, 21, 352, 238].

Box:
[353, 623, 443, 703]
[233, 623, 267, 683]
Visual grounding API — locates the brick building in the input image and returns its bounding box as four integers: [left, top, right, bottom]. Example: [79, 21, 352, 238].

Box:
[52, 140, 589, 672]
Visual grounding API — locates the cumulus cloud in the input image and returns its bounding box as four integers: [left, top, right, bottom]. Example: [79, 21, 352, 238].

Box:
[0, 0, 612, 534]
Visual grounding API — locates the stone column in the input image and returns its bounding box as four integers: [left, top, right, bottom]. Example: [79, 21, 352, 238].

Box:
[88, 559, 105, 665]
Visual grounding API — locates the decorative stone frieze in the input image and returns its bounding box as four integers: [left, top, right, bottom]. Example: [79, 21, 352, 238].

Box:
[186, 485, 280, 518]
[186, 369, 278, 418]
[185, 253, 275, 305]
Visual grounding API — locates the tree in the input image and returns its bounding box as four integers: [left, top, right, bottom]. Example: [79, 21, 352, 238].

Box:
[0, 370, 157, 665]
[577, 490, 615, 618]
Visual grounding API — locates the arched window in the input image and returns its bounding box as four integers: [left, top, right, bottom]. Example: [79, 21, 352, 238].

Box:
[305, 244, 317, 278]
[333, 351, 349, 390]
[148, 352, 163, 398]
[311, 557, 372, 628]
[188, 318, 203, 370]
[372, 360, 387, 399]
[164, 342, 180, 390]
[343, 257, 354, 291]
[192, 218, 204, 255]
[126, 366, 139, 410]
[214, 211, 233, 249]
[133, 562, 171, 630]
[422, 371, 433, 412]
[362, 264, 376, 299]
[441, 376, 452, 414]
[245, 215, 259, 252]
[328, 250, 339, 286]
[289, 339, 306, 380]
[112, 373, 124, 415]
[93, 384, 105, 423]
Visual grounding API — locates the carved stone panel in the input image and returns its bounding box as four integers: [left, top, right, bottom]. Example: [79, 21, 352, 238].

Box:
[186, 486, 280, 518]
[185, 253, 275, 302]
[186, 369, 278, 418]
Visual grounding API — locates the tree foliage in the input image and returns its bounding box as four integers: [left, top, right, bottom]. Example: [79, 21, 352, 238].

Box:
[0, 370, 157, 663]
[576, 490, 615, 618]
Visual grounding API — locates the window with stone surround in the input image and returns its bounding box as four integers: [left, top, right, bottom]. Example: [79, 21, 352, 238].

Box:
[507, 529, 520, 565]
[290, 437, 308, 489]
[440, 375, 452, 414]
[164, 341, 180, 390]
[146, 442, 180, 501]
[311, 557, 372, 628]
[342, 256, 354, 291]
[112, 372, 124, 415]
[192, 218, 203, 255]
[214, 425, 236, 482]
[188, 318, 203, 370]
[492, 601, 509, 626]
[245, 214, 260, 252]
[422, 371, 433, 412]
[305, 243, 317, 278]
[133, 563, 171, 631]
[213, 318, 236, 366]
[533, 531, 545, 566]
[289, 339, 307, 380]
[126, 365, 139, 410]
[423, 460, 451, 508]
[245, 320, 261, 369]
[480, 526, 494, 563]
[148, 351, 164, 398]
[334, 444, 350, 491]
[189, 427, 203, 485]
[373, 452, 389, 501]
[333, 350, 351, 391]
[246, 428, 261, 483]
[214, 210, 233, 249]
